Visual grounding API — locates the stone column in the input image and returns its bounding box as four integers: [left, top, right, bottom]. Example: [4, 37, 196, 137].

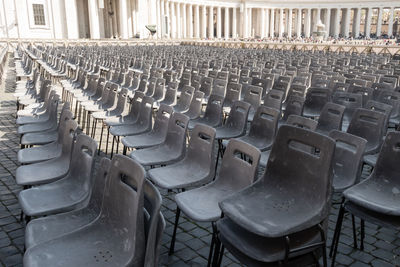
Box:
[343, 8, 350, 38]
[248, 8, 252, 37]
[260, 8, 266, 38]
[279, 9, 284, 37]
[217, 6, 221, 38]
[388, 7, 394, 37]
[224, 7, 229, 39]
[287, 8, 292, 38]
[171, 2, 176, 38]
[202, 5, 207, 39]
[88, 0, 100, 39]
[334, 8, 340, 38]
[160, 0, 165, 37]
[376, 7, 383, 37]
[177, 3, 181, 38]
[195, 5, 200, 38]
[314, 8, 321, 32]
[353, 8, 361, 38]
[265, 8, 270, 37]
[305, 8, 311, 37]
[324, 8, 331, 38]
[243, 6, 248, 37]
[365, 7, 372, 38]
[119, 0, 129, 39]
[189, 5, 193, 38]
[208, 6, 214, 38]
[297, 8, 302, 37]
[270, 8, 275, 37]
[65, 0, 79, 39]
[182, 4, 187, 38]
[156, 0, 161, 38]
[232, 7, 237, 38]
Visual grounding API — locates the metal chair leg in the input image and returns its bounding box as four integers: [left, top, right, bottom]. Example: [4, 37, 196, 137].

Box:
[331, 204, 345, 266]
[169, 206, 181, 255]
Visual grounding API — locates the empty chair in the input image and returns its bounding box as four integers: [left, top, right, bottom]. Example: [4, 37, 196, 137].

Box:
[23, 154, 147, 267]
[212, 79, 227, 97]
[243, 85, 262, 121]
[263, 89, 284, 111]
[332, 92, 363, 131]
[149, 124, 216, 190]
[217, 125, 335, 267]
[18, 117, 78, 164]
[223, 82, 242, 113]
[19, 134, 97, 217]
[188, 94, 224, 130]
[282, 95, 305, 121]
[173, 139, 260, 262]
[16, 120, 78, 186]
[347, 108, 386, 155]
[24, 157, 111, 250]
[121, 104, 173, 154]
[173, 85, 194, 113]
[104, 91, 144, 127]
[315, 102, 345, 136]
[365, 100, 392, 133]
[158, 83, 177, 107]
[252, 77, 272, 96]
[199, 77, 213, 98]
[130, 113, 189, 166]
[348, 85, 373, 107]
[303, 88, 331, 118]
[183, 91, 204, 120]
[331, 131, 400, 266]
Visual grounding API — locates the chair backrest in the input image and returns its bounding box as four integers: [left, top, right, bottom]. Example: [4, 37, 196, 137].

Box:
[86, 157, 111, 212]
[332, 92, 363, 123]
[263, 89, 284, 111]
[224, 82, 242, 108]
[203, 94, 225, 125]
[105, 154, 146, 266]
[184, 91, 204, 119]
[224, 101, 251, 132]
[316, 102, 345, 135]
[246, 106, 280, 150]
[286, 115, 318, 130]
[347, 108, 386, 154]
[216, 139, 261, 188]
[365, 100, 393, 131]
[143, 180, 164, 267]
[152, 104, 173, 137]
[212, 78, 227, 97]
[176, 85, 194, 110]
[283, 95, 305, 121]
[329, 130, 367, 191]
[373, 131, 400, 181]
[303, 87, 332, 117]
[164, 112, 189, 154]
[128, 91, 145, 119]
[252, 77, 272, 96]
[348, 85, 373, 107]
[69, 134, 97, 183]
[137, 96, 154, 125]
[161, 85, 177, 106]
[200, 76, 213, 97]
[184, 124, 217, 182]
[243, 85, 262, 111]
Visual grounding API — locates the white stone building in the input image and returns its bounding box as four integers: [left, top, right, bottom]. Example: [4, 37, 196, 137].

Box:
[0, 0, 399, 40]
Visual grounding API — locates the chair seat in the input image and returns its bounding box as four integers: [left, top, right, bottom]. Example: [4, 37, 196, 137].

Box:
[105, 116, 135, 127]
[148, 162, 211, 190]
[218, 217, 323, 263]
[21, 130, 58, 146]
[23, 224, 134, 267]
[18, 121, 56, 135]
[25, 207, 99, 249]
[110, 123, 150, 137]
[130, 145, 183, 166]
[215, 127, 244, 139]
[16, 114, 49, 125]
[19, 179, 89, 217]
[16, 105, 45, 117]
[121, 133, 164, 149]
[175, 183, 229, 222]
[18, 142, 62, 164]
[188, 118, 220, 130]
[16, 157, 70, 186]
[259, 150, 271, 167]
[344, 178, 400, 216]
[363, 153, 378, 167]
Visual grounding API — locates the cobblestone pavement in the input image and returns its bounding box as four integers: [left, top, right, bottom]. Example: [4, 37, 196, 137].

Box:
[0, 54, 400, 266]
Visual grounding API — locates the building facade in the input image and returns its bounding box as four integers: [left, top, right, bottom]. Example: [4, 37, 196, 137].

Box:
[0, 0, 399, 40]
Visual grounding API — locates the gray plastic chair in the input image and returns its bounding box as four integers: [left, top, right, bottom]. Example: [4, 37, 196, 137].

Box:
[243, 85, 262, 121]
[332, 92, 363, 131]
[183, 91, 204, 120]
[148, 124, 216, 190]
[316, 102, 345, 136]
[18, 117, 78, 165]
[217, 125, 335, 266]
[331, 131, 400, 266]
[23, 154, 147, 267]
[329, 130, 367, 192]
[188, 94, 224, 130]
[121, 104, 173, 154]
[16, 120, 77, 186]
[223, 82, 242, 114]
[173, 139, 260, 262]
[212, 78, 227, 97]
[347, 108, 386, 155]
[159, 83, 177, 107]
[200, 77, 213, 98]
[105, 91, 144, 127]
[18, 134, 97, 217]
[365, 100, 393, 133]
[130, 112, 189, 166]
[16, 90, 55, 125]
[282, 95, 305, 121]
[235, 106, 280, 151]
[303, 88, 331, 118]
[173, 85, 194, 113]
[24, 157, 111, 249]
[20, 103, 72, 147]
[263, 89, 284, 111]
